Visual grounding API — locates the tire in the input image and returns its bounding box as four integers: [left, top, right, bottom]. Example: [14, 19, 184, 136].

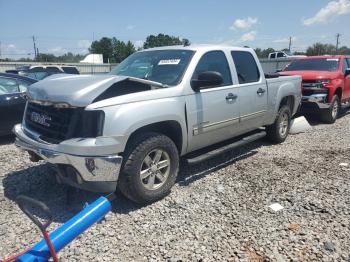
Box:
[320, 95, 340, 124]
[266, 105, 291, 144]
[118, 132, 179, 204]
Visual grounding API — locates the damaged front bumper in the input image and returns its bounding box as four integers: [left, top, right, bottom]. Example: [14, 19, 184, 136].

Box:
[301, 93, 331, 113]
[13, 124, 123, 193]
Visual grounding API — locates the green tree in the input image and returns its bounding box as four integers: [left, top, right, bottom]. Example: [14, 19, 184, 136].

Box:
[111, 38, 136, 63]
[143, 33, 184, 49]
[306, 43, 336, 56]
[89, 37, 114, 63]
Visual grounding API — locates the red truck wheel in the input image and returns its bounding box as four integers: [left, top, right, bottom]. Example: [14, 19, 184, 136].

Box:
[320, 95, 340, 124]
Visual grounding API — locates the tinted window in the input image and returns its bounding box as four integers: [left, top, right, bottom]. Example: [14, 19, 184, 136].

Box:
[46, 67, 62, 73]
[0, 77, 19, 95]
[62, 67, 79, 74]
[192, 51, 232, 86]
[285, 58, 339, 72]
[277, 52, 285, 58]
[30, 67, 44, 72]
[270, 53, 276, 59]
[346, 58, 350, 69]
[343, 59, 348, 74]
[231, 51, 260, 84]
[111, 50, 194, 86]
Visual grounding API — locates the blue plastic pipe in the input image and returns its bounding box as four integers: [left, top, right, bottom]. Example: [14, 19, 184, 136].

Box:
[17, 196, 112, 262]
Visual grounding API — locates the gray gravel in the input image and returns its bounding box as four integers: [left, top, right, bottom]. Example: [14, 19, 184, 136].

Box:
[1, 112, 350, 261]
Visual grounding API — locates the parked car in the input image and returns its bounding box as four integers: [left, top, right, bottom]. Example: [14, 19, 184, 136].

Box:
[14, 45, 301, 203]
[6, 65, 79, 80]
[268, 51, 306, 59]
[281, 55, 350, 123]
[0, 73, 37, 136]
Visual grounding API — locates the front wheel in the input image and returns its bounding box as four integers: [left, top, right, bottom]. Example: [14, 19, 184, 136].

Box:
[320, 95, 339, 124]
[266, 105, 291, 144]
[118, 132, 179, 204]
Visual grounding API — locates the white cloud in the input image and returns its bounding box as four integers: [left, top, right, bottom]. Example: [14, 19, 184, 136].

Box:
[48, 46, 67, 55]
[239, 31, 257, 42]
[230, 17, 258, 30]
[1, 43, 30, 58]
[126, 25, 135, 30]
[303, 0, 350, 26]
[273, 37, 297, 43]
[134, 40, 144, 49]
[78, 39, 92, 53]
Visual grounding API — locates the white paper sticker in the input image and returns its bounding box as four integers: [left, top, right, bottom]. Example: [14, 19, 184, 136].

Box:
[158, 59, 181, 65]
[269, 203, 284, 212]
[326, 58, 339, 61]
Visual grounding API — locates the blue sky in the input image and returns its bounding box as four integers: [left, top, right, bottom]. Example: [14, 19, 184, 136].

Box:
[0, 0, 349, 59]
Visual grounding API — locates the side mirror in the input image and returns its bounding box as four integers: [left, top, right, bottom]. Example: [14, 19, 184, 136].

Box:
[345, 68, 350, 77]
[191, 71, 223, 91]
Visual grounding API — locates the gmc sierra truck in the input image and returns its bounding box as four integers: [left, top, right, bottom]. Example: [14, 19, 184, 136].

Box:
[14, 45, 301, 203]
[281, 55, 350, 123]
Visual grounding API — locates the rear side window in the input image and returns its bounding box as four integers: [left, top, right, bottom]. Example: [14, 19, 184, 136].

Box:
[231, 51, 260, 84]
[346, 58, 350, 68]
[192, 51, 232, 86]
[62, 67, 79, 74]
[46, 67, 62, 73]
[30, 67, 44, 72]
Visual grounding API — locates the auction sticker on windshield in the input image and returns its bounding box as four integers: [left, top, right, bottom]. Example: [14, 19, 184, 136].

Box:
[158, 59, 181, 65]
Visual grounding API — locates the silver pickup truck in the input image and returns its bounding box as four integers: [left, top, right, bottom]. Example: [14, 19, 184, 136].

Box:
[14, 45, 301, 203]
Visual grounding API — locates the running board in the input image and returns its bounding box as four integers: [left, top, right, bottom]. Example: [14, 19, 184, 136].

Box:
[186, 131, 266, 165]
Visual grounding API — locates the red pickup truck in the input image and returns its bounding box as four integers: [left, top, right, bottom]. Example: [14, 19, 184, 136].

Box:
[281, 55, 350, 123]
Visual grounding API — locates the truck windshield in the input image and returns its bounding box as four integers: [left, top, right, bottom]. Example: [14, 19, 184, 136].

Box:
[285, 58, 339, 72]
[110, 50, 195, 86]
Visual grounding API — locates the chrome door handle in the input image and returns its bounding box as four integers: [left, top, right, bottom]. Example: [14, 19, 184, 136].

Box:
[257, 88, 266, 95]
[226, 93, 238, 100]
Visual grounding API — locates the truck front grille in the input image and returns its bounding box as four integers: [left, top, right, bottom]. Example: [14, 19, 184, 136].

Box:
[302, 81, 328, 96]
[24, 102, 104, 144]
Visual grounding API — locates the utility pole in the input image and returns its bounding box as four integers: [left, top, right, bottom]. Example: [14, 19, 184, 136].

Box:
[288, 36, 292, 52]
[335, 33, 341, 54]
[0, 41, 2, 61]
[32, 35, 37, 60]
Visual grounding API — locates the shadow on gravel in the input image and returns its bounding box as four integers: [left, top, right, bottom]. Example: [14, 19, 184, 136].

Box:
[2, 137, 267, 222]
[2, 163, 139, 223]
[177, 140, 264, 186]
[0, 135, 15, 145]
[303, 107, 350, 126]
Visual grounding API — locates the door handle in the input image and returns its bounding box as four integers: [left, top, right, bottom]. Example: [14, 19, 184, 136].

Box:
[226, 93, 238, 101]
[257, 88, 266, 95]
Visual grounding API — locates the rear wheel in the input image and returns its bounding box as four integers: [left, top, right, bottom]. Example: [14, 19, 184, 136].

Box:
[266, 105, 291, 144]
[118, 132, 179, 204]
[320, 95, 339, 124]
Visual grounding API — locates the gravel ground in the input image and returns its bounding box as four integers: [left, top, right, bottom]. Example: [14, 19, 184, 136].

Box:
[1, 112, 350, 261]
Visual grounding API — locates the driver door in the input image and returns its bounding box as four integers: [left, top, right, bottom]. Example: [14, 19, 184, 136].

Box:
[185, 51, 240, 152]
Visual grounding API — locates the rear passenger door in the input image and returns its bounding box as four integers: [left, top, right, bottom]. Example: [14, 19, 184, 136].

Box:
[231, 51, 267, 130]
[186, 51, 240, 152]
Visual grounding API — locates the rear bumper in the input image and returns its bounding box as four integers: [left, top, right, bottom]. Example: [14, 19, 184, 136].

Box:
[13, 124, 123, 193]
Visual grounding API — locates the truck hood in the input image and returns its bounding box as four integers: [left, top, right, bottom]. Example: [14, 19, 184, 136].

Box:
[280, 70, 339, 81]
[26, 74, 169, 107]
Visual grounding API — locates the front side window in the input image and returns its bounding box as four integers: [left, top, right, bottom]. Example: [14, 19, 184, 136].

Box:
[284, 58, 339, 72]
[110, 50, 195, 86]
[192, 51, 232, 86]
[0, 77, 19, 95]
[231, 51, 260, 84]
[277, 52, 286, 58]
[270, 53, 276, 59]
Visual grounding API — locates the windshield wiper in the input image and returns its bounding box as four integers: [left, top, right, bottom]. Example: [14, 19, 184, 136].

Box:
[127, 77, 169, 88]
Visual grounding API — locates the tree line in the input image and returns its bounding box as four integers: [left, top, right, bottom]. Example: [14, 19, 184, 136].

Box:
[1, 33, 349, 62]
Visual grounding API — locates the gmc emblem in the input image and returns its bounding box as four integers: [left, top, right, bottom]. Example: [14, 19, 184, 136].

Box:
[30, 112, 51, 127]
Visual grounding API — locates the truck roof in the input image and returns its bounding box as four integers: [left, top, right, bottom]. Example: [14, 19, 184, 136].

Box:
[297, 55, 350, 59]
[141, 44, 254, 53]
